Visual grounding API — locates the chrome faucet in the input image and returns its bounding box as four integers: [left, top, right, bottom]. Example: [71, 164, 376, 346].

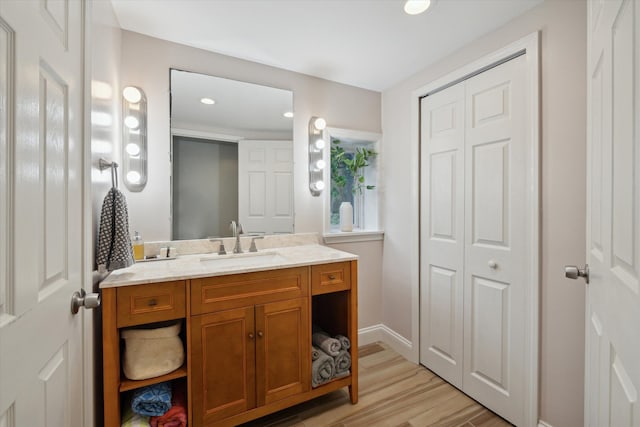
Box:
[249, 236, 264, 252]
[208, 238, 226, 255]
[230, 221, 243, 253]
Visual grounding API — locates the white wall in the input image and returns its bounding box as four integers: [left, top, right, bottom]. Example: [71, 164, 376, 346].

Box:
[120, 30, 381, 242]
[90, 3, 121, 261]
[89, 1, 121, 425]
[119, 31, 383, 330]
[381, 1, 587, 426]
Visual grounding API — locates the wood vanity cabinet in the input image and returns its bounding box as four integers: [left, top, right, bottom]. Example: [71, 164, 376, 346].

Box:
[102, 260, 358, 427]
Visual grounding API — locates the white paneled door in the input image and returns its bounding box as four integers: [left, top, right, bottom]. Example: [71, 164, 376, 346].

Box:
[419, 83, 465, 388]
[238, 140, 294, 235]
[0, 1, 85, 426]
[420, 54, 531, 426]
[584, 1, 640, 426]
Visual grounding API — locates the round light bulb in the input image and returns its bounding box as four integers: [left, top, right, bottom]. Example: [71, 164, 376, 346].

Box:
[200, 97, 215, 105]
[313, 117, 326, 130]
[124, 115, 139, 129]
[312, 180, 325, 191]
[313, 138, 325, 150]
[314, 159, 326, 171]
[126, 171, 141, 184]
[125, 143, 140, 156]
[404, 0, 432, 15]
[122, 86, 142, 103]
[283, 111, 294, 118]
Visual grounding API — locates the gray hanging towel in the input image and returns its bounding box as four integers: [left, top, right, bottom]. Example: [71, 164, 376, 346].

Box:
[97, 187, 134, 271]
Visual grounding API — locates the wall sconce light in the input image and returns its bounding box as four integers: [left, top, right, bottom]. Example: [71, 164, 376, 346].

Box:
[122, 85, 147, 192]
[309, 116, 326, 196]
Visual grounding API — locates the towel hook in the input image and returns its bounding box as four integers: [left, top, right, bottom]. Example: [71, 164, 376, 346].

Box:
[99, 158, 119, 188]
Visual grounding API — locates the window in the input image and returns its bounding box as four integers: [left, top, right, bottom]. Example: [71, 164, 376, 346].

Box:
[323, 127, 383, 243]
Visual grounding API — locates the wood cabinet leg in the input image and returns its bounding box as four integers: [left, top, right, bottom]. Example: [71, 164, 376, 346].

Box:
[348, 383, 358, 404]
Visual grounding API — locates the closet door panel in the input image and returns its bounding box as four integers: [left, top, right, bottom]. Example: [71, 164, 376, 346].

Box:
[463, 54, 528, 425]
[420, 85, 465, 388]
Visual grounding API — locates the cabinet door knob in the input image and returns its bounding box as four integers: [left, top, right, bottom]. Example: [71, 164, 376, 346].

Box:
[147, 298, 158, 307]
[248, 333, 255, 340]
[328, 275, 336, 280]
[257, 331, 264, 338]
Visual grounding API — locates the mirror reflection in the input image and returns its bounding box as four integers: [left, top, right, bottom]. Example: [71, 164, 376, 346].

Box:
[170, 69, 294, 239]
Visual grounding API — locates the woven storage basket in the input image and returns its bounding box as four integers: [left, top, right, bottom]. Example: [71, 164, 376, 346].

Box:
[121, 322, 184, 380]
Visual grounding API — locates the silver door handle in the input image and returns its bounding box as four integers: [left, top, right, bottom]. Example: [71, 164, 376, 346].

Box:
[564, 264, 589, 284]
[70, 289, 101, 314]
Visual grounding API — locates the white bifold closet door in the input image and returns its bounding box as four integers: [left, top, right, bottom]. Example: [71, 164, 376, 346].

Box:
[420, 54, 528, 425]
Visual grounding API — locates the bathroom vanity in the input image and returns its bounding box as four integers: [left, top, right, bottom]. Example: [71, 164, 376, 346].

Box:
[100, 241, 358, 427]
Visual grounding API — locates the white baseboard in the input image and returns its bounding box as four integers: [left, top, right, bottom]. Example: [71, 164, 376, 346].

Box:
[538, 421, 553, 427]
[358, 324, 413, 361]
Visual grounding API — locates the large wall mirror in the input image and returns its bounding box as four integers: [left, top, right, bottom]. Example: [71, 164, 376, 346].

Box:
[170, 69, 294, 240]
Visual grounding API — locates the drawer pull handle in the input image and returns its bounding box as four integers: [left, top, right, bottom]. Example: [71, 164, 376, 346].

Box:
[248, 333, 255, 340]
[328, 275, 336, 280]
[147, 299, 158, 307]
[257, 331, 264, 338]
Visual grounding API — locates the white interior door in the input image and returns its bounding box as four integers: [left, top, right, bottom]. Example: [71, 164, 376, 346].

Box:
[0, 1, 85, 426]
[584, 1, 640, 425]
[419, 84, 465, 388]
[462, 53, 528, 426]
[419, 54, 530, 426]
[238, 140, 294, 234]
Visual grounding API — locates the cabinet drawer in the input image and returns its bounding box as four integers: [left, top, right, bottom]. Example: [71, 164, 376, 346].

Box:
[116, 281, 186, 327]
[311, 262, 351, 295]
[191, 267, 309, 315]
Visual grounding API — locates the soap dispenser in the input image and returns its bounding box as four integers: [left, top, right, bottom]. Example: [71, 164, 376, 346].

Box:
[132, 231, 144, 261]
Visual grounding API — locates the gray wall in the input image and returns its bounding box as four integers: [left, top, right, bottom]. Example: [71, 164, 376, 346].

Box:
[381, 1, 587, 425]
[172, 137, 238, 239]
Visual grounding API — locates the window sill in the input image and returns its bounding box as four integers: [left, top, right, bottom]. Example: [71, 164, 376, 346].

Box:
[322, 230, 384, 244]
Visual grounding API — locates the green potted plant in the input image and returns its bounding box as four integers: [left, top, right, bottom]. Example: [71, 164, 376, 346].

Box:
[330, 139, 377, 229]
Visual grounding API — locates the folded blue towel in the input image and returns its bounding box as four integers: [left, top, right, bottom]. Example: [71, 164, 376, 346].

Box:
[131, 382, 172, 417]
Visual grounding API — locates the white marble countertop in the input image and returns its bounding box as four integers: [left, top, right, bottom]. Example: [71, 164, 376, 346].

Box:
[99, 243, 358, 288]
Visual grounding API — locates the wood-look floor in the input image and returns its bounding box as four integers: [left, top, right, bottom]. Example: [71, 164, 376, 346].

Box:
[241, 342, 512, 427]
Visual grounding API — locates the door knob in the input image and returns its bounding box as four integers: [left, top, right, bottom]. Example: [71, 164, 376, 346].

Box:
[70, 289, 101, 314]
[565, 264, 589, 284]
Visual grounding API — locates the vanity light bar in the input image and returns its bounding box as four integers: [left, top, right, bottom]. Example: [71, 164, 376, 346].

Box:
[122, 85, 148, 192]
[309, 116, 326, 197]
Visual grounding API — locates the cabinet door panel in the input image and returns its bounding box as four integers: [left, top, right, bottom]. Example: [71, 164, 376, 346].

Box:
[191, 306, 256, 424]
[255, 297, 310, 406]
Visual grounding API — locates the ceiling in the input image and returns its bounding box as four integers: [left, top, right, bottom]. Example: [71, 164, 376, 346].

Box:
[111, 0, 543, 91]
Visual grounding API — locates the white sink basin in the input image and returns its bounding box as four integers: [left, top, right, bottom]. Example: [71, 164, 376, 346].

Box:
[199, 251, 286, 269]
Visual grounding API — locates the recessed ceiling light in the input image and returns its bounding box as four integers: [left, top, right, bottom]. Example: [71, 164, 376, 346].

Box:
[404, 0, 433, 15]
[283, 111, 294, 118]
[200, 97, 215, 105]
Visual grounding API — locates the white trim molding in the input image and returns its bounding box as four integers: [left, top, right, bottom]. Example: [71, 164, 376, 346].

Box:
[323, 230, 384, 244]
[358, 324, 413, 362]
[538, 421, 553, 427]
[410, 31, 540, 427]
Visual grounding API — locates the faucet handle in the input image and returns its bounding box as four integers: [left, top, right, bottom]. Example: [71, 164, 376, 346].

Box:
[249, 236, 264, 253]
[208, 238, 227, 255]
